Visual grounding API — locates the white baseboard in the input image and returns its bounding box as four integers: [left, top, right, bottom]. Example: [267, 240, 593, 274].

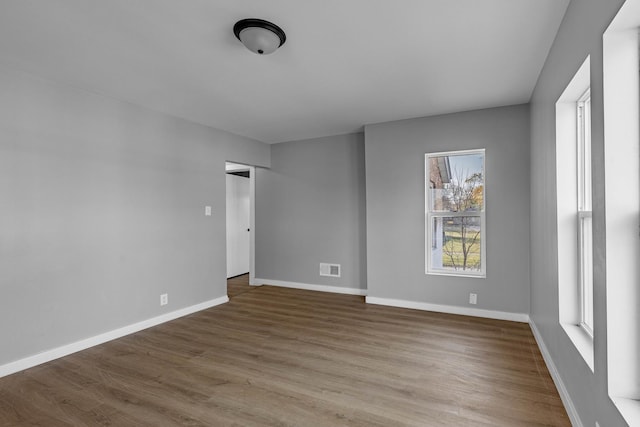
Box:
[529, 320, 583, 427]
[365, 296, 529, 323]
[254, 278, 367, 296]
[0, 295, 229, 378]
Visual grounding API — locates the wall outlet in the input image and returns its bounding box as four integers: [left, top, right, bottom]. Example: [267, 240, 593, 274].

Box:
[205, 206, 212, 216]
[469, 293, 478, 305]
[160, 293, 168, 306]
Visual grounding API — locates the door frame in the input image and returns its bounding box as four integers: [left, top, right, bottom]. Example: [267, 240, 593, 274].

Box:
[248, 165, 256, 285]
[225, 162, 256, 284]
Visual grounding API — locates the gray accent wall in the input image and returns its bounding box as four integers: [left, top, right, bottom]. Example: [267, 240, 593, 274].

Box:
[529, 0, 628, 426]
[255, 133, 366, 291]
[0, 64, 269, 366]
[365, 105, 530, 315]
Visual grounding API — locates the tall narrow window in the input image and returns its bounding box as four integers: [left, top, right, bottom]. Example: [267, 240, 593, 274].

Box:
[556, 56, 593, 369]
[577, 89, 593, 336]
[603, 2, 640, 420]
[425, 149, 485, 277]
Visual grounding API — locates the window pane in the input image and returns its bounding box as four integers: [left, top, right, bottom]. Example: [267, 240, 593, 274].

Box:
[583, 96, 592, 210]
[580, 214, 594, 334]
[577, 90, 593, 336]
[430, 216, 482, 272]
[427, 153, 484, 213]
[578, 93, 592, 211]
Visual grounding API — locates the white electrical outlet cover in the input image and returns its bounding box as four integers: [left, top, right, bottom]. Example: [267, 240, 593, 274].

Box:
[469, 293, 477, 304]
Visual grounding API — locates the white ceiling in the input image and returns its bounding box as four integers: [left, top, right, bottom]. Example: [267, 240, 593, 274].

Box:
[0, 0, 569, 144]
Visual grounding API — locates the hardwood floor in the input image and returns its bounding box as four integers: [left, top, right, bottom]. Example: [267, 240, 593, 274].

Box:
[0, 279, 570, 426]
[227, 273, 254, 299]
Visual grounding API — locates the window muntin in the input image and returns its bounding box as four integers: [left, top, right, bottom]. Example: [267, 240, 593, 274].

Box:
[425, 150, 485, 277]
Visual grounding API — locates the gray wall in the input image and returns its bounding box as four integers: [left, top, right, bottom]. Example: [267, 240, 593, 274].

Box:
[0, 64, 269, 366]
[529, 0, 628, 425]
[365, 105, 530, 315]
[255, 133, 366, 290]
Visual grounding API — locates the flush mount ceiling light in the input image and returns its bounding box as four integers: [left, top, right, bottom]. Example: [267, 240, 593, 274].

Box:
[233, 18, 286, 55]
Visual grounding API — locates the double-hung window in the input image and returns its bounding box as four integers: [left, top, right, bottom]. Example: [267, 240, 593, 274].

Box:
[425, 149, 485, 277]
[555, 56, 593, 369]
[577, 89, 593, 336]
[603, 4, 640, 420]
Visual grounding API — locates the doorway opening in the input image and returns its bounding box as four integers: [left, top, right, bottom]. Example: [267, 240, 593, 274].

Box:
[225, 162, 256, 298]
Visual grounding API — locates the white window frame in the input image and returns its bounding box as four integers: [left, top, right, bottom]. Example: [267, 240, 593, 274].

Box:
[576, 88, 593, 337]
[425, 149, 486, 278]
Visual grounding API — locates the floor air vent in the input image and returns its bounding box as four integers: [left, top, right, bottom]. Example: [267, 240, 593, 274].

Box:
[320, 263, 341, 278]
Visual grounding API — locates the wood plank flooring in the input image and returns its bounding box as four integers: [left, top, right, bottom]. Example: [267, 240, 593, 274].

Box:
[0, 278, 570, 426]
[227, 273, 254, 299]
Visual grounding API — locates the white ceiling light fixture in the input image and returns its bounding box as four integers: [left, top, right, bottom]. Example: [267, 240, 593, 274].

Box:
[233, 18, 286, 55]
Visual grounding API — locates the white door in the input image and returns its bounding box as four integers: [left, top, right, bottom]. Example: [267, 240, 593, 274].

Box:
[226, 173, 250, 278]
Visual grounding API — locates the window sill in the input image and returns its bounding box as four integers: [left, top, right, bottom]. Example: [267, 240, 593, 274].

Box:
[612, 397, 640, 427]
[426, 270, 486, 279]
[561, 323, 594, 372]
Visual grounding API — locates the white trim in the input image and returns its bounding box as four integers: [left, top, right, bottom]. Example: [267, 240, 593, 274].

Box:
[365, 296, 529, 323]
[255, 278, 367, 296]
[529, 320, 583, 427]
[0, 296, 229, 378]
[423, 148, 487, 158]
[426, 269, 486, 279]
[561, 323, 594, 372]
